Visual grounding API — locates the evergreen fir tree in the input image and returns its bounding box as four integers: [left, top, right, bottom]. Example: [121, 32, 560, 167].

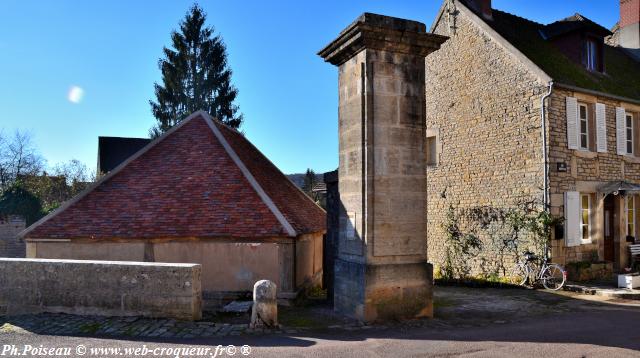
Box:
[302, 169, 318, 200]
[149, 4, 243, 137]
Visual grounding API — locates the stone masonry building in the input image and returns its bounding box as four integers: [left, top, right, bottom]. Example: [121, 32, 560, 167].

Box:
[426, 0, 640, 276]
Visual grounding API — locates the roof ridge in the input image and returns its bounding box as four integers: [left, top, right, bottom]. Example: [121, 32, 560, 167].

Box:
[98, 136, 150, 140]
[452, 1, 552, 83]
[491, 8, 544, 27]
[200, 112, 298, 237]
[201, 113, 325, 217]
[215, 124, 327, 215]
[19, 111, 201, 239]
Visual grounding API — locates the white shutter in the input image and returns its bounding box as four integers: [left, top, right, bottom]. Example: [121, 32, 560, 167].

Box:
[596, 103, 607, 153]
[617, 107, 627, 155]
[566, 97, 579, 150]
[565, 191, 581, 247]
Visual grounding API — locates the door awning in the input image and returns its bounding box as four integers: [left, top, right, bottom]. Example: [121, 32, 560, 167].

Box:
[597, 181, 640, 195]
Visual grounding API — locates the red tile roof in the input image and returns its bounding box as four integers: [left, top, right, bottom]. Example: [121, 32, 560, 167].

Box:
[217, 124, 327, 234]
[22, 112, 326, 240]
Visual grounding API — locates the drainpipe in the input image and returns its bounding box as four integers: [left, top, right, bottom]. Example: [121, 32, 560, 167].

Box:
[541, 81, 554, 211]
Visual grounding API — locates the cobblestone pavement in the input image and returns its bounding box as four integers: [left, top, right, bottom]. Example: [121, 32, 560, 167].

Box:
[0, 311, 382, 339]
[0, 313, 315, 339]
[2, 286, 639, 340]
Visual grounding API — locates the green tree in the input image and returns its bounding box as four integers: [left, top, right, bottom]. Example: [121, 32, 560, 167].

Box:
[22, 159, 95, 213]
[149, 4, 243, 138]
[0, 183, 44, 225]
[302, 169, 318, 200]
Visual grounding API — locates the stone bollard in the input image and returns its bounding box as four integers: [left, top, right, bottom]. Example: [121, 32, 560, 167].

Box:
[250, 280, 278, 328]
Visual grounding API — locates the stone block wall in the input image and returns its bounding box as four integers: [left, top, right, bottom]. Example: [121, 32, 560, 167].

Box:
[0, 215, 26, 258]
[425, 7, 548, 277]
[333, 258, 365, 317]
[0, 258, 202, 320]
[334, 45, 436, 320]
[320, 12, 444, 321]
[547, 87, 640, 267]
[323, 170, 339, 305]
[337, 49, 367, 263]
[27, 236, 323, 305]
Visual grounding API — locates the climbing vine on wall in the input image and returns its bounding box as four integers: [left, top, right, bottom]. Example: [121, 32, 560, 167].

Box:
[439, 198, 562, 280]
[442, 205, 483, 280]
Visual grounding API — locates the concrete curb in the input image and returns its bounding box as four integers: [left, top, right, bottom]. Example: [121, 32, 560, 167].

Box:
[564, 284, 640, 300]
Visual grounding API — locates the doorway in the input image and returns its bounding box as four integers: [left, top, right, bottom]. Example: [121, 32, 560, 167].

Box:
[603, 195, 616, 263]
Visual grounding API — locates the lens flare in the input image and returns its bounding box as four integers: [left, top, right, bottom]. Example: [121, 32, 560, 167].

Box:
[67, 86, 84, 104]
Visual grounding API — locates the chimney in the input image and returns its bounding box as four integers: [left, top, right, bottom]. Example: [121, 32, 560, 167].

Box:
[620, 0, 640, 58]
[466, 0, 493, 21]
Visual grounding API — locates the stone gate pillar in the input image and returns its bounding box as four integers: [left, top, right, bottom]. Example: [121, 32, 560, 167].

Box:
[318, 13, 447, 322]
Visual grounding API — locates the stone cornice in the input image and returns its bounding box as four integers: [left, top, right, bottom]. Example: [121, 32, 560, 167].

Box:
[318, 13, 449, 66]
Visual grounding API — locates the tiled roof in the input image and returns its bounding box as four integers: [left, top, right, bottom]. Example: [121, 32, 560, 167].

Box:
[541, 13, 612, 40]
[22, 112, 325, 240]
[97, 137, 151, 174]
[463, 3, 640, 100]
[216, 124, 326, 234]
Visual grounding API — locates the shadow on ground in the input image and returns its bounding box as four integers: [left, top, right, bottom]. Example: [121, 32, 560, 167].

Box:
[2, 286, 640, 352]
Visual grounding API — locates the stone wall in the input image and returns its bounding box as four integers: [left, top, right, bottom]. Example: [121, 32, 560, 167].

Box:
[0, 215, 26, 258]
[323, 170, 339, 305]
[336, 46, 436, 320]
[547, 86, 640, 268]
[425, 7, 548, 277]
[0, 258, 202, 320]
[27, 236, 323, 303]
[319, 12, 444, 321]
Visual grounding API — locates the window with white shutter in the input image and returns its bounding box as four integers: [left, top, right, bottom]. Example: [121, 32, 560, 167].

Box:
[595, 103, 607, 153]
[580, 194, 591, 243]
[578, 104, 589, 150]
[565, 191, 581, 247]
[566, 97, 579, 150]
[617, 107, 627, 155]
[626, 113, 635, 155]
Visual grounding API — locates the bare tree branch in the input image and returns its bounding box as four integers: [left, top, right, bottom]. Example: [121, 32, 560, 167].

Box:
[0, 129, 44, 192]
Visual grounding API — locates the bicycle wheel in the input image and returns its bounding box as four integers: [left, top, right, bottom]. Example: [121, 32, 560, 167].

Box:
[508, 263, 528, 286]
[541, 264, 566, 290]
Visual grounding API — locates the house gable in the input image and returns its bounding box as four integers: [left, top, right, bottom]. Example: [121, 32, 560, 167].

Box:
[425, 1, 550, 276]
[429, 0, 552, 85]
[433, 1, 640, 101]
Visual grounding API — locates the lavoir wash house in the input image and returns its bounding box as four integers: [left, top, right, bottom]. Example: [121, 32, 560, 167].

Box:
[425, 0, 640, 274]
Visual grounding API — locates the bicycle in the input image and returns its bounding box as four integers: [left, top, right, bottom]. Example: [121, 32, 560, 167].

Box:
[508, 250, 567, 290]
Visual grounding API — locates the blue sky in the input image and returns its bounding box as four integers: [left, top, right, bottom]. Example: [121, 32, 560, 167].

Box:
[0, 0, 620, 175]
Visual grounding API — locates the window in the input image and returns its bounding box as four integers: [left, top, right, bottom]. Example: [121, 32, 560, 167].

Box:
[627, 113, 635, 155]
[579, 103, 589, 150]
[426, 135, 437, 166]
[585, 38, 599, 71]
[580, 194, 591, 242]
[628, 196, 636, 239]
